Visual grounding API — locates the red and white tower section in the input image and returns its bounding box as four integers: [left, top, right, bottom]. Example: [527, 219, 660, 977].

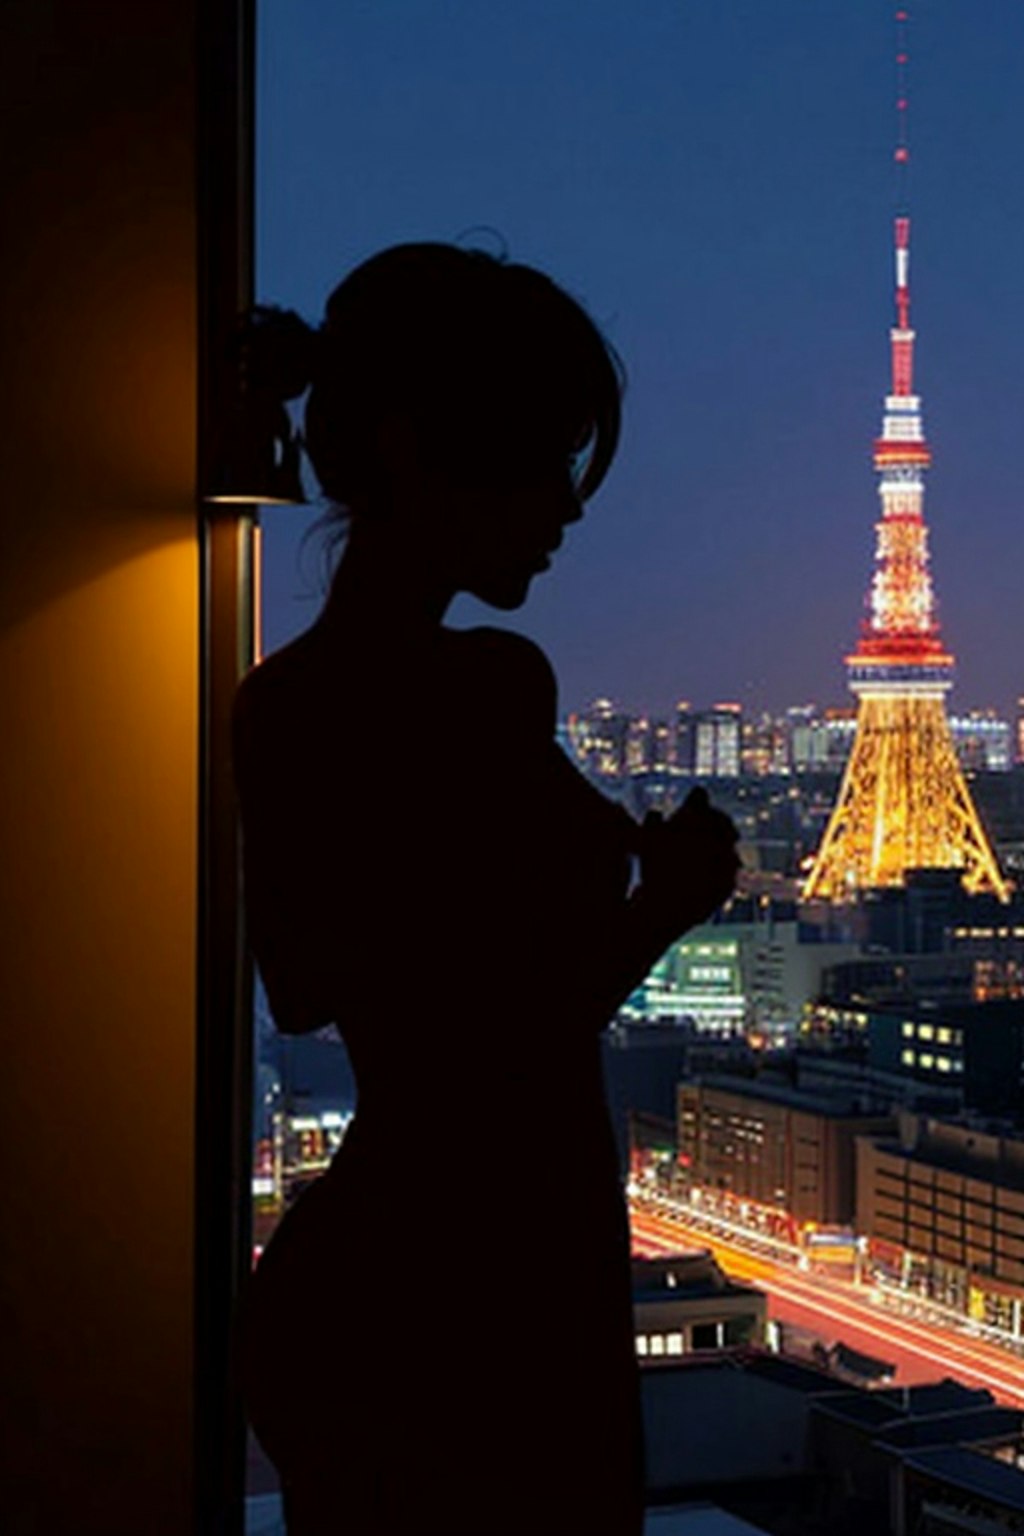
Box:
[803, 214, 1008, 902]
[852, 216, 949, 693]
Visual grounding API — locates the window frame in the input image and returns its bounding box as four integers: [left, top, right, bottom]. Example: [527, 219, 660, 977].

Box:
[196, 2, 259, 1532]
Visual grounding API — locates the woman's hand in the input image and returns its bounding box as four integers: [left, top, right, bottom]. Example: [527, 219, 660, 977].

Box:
[635, 787, 741, 942]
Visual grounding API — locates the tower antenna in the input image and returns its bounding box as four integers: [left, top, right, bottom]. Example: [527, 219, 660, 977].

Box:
[894, 8, 911, 209]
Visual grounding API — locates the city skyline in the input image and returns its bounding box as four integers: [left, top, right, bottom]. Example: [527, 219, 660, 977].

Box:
[257, 2, 1024, 721]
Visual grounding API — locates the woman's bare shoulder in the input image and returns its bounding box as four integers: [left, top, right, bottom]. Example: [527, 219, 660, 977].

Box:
[452, 625, 556, 702]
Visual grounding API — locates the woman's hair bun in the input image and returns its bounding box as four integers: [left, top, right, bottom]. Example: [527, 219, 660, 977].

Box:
[241, 305, 320, 402]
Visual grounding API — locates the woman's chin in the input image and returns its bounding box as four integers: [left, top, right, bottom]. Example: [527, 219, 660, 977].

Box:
[468, 571, 535, 610]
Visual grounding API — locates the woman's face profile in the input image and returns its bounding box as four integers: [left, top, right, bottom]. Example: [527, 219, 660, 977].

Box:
[431, 436, 585, 611]
[373, 406, 588, 611]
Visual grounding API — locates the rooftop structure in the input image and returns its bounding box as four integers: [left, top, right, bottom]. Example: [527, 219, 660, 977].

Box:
[632, 1251, 768, 1363]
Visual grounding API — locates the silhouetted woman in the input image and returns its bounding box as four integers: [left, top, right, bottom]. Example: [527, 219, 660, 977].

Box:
[233, 244, 739, 1536]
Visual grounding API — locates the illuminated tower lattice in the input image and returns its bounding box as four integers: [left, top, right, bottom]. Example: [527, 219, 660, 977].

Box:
[803, 209, 1008, 902]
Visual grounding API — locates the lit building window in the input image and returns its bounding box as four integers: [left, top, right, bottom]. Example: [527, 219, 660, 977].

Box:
[918, 1023, 934, 1041]
[650, 1335, 665, 1357]
[901, 1048, 915, 1066]
[667, 1333, 684, 1355]
[937, 1027, 951, 1045]
[936, 1056, 952, 1072]
[901, 1021, 914, 1038]
[919, 1053, 934, 1070]
[635, 1335, 648, 1356]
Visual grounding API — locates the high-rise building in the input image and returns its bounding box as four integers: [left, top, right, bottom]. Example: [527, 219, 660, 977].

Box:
[571, 697, 630, 779]
[694, 703, 741, 779]
[785, 706, 818, 774]
[785, 705, 858, 776]
[804, 186, 1007, 900]
[624, 715, 674, 775]
[741, 712, 789, 777]
[674, 700, 694, 774]
[625, 715, 650, 775]
[948, 710, 1012, 772]
[650, 718, 674, 773]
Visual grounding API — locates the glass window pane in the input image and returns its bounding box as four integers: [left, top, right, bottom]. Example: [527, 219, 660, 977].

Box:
[247, 3, 1024, 1527]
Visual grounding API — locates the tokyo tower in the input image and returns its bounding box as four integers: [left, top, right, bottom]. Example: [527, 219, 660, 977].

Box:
[804, 13, 1008, 903]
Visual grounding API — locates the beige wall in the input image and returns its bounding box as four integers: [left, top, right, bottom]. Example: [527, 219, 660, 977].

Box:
[1, 5, 200, 1529]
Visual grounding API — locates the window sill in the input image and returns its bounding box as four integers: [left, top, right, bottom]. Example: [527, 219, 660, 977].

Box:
[245, 1493, 766, 1535]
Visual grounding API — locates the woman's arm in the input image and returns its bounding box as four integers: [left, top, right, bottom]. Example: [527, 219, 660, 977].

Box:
[460, 629, 740, 1025]
[573, 788, 741, 1025]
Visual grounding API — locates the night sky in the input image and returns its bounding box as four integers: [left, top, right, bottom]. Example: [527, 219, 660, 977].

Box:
[257, 1, 1024, 722]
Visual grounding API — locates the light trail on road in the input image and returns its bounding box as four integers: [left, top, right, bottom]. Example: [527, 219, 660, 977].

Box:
[631, 1202, 1024, 1408]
